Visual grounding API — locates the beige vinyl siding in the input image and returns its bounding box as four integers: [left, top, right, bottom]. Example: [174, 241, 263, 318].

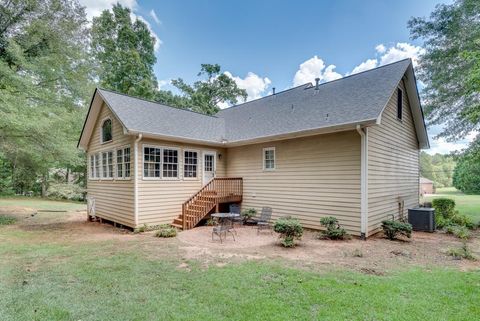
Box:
[367, 81, 420, 235]
[226, 131, 362, 235]
[86, 103, 135, 227]
[137, 138, 226, 226]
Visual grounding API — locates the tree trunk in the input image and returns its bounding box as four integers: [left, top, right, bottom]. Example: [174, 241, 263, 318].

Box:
[41, 172, 48, 198]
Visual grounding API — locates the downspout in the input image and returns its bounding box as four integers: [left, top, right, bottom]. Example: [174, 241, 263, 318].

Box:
[134, 133, 143, 227]
[356, 125, 368, 239]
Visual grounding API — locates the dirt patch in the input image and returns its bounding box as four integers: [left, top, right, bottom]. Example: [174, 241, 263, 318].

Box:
[2, 202, 479, 273]
[176, 225, 480, 273]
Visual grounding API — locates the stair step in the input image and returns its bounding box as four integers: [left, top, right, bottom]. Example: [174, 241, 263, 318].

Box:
[171, 223, 183, 229]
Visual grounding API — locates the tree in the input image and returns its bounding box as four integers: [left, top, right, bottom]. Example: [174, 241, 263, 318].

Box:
[453, 138, 480, 194]
[158, 64, 247, 115]
[420, 152, 456, 188]
[0, 0, 94, 196]
[408, 0, 480, 141]
[91, 4, 158, 99]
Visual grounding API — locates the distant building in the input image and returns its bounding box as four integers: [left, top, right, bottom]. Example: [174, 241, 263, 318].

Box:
[420, 177, 435, 195]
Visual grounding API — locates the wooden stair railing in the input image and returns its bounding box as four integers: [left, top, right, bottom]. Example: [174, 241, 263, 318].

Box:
[172, 177, 243, 230]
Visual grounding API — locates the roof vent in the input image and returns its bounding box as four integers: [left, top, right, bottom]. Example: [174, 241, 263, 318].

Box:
[272, 87, 276, 95]
[315, 78, 320, 90]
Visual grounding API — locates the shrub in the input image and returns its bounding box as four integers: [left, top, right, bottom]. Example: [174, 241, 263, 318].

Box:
[447, 242, 475, 260]
[155, 224, 177, 238]
[446, 226, 471, 240]
[432, 198, 456, 219]
[241, 208, 257, 223]
[134, 224, 165, 233]
[381, 220, 412, 240]
[47, 183, 85, 201]
[450, 214, 475, 229]
[273, 217, 303, 247]
[0, 215, 16, 225]
[319, 216, 349, 240]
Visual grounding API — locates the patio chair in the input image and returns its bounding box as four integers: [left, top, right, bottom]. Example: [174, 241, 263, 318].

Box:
[212, 221, 236, 243]
[230, 204, 243, 225]
[256, 207, 272, 234]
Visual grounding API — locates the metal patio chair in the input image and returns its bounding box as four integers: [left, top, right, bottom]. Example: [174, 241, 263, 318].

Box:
[256, 207, 272, 234]
[212, 221, 236, 243]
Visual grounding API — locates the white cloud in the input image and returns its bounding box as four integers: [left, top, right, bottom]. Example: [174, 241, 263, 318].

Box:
[348, 58, 378, 75]
[375, 44, 386, 54]
[79, 0, 161, 51]
[379, 43, 425, 67]
[79, 0, 138, 20]
[426, 125, 478, 155]
[224, 71, 271, 101]
[157, 79, 170, 90]
[293, 56, 342, 86]
[347, 42, 425, 76]
[149, 9, 161, 25]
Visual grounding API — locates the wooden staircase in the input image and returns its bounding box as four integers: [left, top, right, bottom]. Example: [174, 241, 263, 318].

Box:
[172, 177, 243, 230]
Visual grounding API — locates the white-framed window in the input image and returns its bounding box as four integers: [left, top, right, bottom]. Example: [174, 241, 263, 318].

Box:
[184, 150, 198, 178]
[89, 155, 95, 179]
[101, 118, 113, 143]
[163, 148, 179, 178]
[101, 151, 113, 178]
[143, 146, 161, 178]
[94, 153, 101, 178]
[263, 147, 275, 171]
[116, 146, 131, 179]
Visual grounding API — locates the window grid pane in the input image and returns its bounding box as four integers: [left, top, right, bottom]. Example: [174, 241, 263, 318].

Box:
[184, 151, 198, 178]
[117, 149, 123, 178]
[163, 149, 178, 178]
[94, 154, 100, 178]
[124, 147, 131, 178]
[144, 147, 161, 178]
[264, 149, 275, 169]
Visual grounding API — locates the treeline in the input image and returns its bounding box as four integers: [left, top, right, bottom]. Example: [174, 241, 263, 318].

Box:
[420, 152, 456, 188]
[0, 1, 247, 198]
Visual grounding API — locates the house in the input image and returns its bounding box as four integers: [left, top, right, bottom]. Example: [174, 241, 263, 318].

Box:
[420, 177, 435, 195]
[77, 58, 429, 238]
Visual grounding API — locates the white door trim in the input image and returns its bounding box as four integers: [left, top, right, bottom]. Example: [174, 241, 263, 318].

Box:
[202, 151, 216, 185]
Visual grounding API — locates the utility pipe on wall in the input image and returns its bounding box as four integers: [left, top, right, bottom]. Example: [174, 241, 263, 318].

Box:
[356, 125, 368, 239]
[134, 133, 143, 227]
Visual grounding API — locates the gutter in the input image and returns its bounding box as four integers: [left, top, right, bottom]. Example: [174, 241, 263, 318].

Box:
[356, 125, 368, 239]
[134, 133, 142, 227]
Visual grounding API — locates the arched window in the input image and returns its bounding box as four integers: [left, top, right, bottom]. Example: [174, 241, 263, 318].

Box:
[101, 119, 112, 143]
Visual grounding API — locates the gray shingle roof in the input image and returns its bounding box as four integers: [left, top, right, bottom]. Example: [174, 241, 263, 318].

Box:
[98, 89, 226, 142]
[217, 59, 410, 142]
[86, 59, 425, 147]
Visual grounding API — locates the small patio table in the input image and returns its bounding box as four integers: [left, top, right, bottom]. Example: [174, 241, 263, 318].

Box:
[211, 213, 240, 242]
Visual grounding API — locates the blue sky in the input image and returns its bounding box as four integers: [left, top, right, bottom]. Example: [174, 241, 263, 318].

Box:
[80, 0, 473, 154]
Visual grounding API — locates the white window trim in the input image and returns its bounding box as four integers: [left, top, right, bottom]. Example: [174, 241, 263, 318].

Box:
[100, 117, 113, 145]
[89, 152, 101, 180]
[115, 145, 132, 180]
[162, 147, 181, 180]
[263, 147, 276, 171]
[100, 150, 114, 180]
[141, 144, 181, 181]
[183, 149, 200, 181]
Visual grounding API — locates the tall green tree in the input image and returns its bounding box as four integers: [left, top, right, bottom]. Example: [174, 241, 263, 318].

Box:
[420, 152, 456, 187]
[453, 138, 480, 194]
[91, 3, 158, 99]
[158, 64, 247, 115]
[0, 0, 94, 195]
[409, 0, 480, 141]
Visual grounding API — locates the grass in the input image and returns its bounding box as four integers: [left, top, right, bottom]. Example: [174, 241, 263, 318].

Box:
[0, 215, 16, 225]
[0, 196, 85, 212]
[0, 197, 479, 320]
[423, 187, 480, 223]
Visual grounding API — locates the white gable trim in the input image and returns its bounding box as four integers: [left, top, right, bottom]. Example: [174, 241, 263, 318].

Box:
[375, 62, 430, 149]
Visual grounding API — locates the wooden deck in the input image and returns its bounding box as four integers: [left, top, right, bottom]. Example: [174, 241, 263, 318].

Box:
[171, 177, 243, 230]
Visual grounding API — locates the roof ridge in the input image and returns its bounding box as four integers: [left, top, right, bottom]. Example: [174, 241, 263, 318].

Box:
[97, 87, 219, 119]
[216, 83, 311, 113]
[217, 58, 412, 114]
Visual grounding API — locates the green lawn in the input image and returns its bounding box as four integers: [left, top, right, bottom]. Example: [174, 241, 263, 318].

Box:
[423, 187, 480, 223]
[0, 198, 479, 320]
[0, 196, 85, 212]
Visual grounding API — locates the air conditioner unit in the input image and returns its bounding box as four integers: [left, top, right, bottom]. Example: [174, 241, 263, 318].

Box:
[408, 208, 435, 232]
